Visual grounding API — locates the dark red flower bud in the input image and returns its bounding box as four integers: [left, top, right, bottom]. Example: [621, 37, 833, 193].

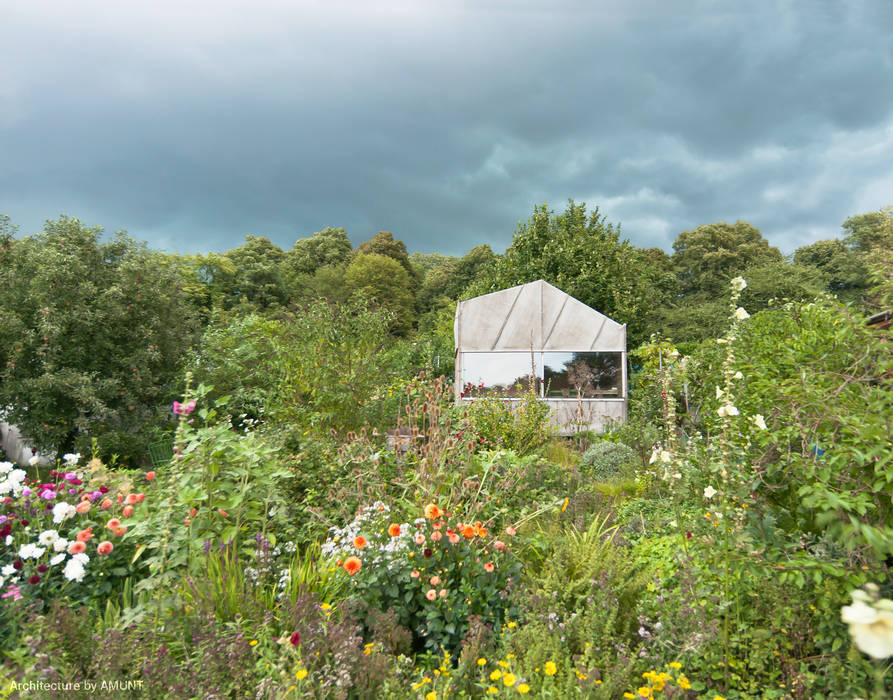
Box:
[29, 575, 41, 584]
[13, 560, 24, 570]
[289, 631, 301, 646]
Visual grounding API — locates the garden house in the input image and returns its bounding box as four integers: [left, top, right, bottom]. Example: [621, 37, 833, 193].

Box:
[454, 280, 627, 433]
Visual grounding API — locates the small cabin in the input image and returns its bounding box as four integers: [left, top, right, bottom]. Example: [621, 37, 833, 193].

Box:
[454, 280, 627, 433]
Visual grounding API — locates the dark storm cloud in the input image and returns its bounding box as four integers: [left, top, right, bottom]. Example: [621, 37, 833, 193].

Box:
[1, 0, 891, 257]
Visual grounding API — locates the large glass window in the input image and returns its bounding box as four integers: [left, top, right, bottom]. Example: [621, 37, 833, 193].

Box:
[542, 352, 622, 398]
[461, 352, 541, 397]
[461, 351, 622, 399]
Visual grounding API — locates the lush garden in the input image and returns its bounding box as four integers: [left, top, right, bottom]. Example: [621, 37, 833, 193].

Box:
[1, 271, 891, 700]
[1, 207, 892, 698]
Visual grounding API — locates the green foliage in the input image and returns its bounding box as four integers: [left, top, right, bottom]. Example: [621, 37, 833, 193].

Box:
[416, 244, 497, 315]
[463, 391, 553, 456]
[581, 441, 637, 481]
[344, 253, 415, 334]
[467, 200, 669, 346]
[323, 503, 523, 655]
[285, 226, 352, 278]
[193, 297, 409, 434]
[354, 230, 420, 288]
[221, 234, 287, 310]
[0, 216, 199, 462]
[671, 220, 782, 298]
[127, 393, 294, 592]
[734, 299, 893, 556]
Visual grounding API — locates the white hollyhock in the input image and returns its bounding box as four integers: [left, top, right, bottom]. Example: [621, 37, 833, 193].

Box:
[717, 404, 740, 418]
[841, 589, 893, 659]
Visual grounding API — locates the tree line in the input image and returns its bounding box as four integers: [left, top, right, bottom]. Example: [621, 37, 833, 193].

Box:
[0, 203, 890, 463]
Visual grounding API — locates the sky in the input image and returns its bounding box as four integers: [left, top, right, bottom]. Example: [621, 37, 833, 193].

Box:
[2, 0, 892, 258]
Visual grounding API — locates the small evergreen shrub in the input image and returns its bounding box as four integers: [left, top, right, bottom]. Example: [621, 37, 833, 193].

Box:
[581, 441, 636, 481]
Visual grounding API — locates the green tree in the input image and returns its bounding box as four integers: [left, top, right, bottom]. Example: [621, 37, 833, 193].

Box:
[0, 216, 199, 462]
[841, 208, 893, 253]
[284, 227, 352, 278]
[193, 298, 406, 434]
[671, 221, 782, 298]
[417, 244, 497, 315]
[738, 261, 828, 312]
[468, 201, 666, 346]
[355, 231, 420, 288]
[344, 253, 415, 334]
[223, 235, 287, 310]
[793, 238, 866, 302]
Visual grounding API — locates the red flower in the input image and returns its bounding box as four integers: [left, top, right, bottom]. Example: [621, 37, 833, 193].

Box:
[289, 631, 301, 646]
[29, 575, 41, 585]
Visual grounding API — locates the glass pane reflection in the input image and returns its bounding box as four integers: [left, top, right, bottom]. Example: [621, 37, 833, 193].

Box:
[542, 352, 621, 398]
[461, 352, 541, 397]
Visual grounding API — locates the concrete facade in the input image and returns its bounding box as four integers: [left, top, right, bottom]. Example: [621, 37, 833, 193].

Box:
[454, 280, 627, 433]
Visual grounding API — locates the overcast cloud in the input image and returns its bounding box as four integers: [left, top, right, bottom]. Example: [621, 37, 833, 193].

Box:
[2, 0, 892, 256]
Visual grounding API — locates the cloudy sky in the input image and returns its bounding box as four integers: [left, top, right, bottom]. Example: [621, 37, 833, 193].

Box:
[2, 0, 892, 257]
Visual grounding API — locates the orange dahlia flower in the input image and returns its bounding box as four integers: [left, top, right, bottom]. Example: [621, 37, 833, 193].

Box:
[424, 503, 442, 520]
[388, 523, 402, 537]
[353, 535, 368, 549]
[343, 556, 362, 575]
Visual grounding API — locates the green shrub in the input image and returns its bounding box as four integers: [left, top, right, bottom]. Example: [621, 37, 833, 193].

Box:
[463, 390, 553, 456]
[581, 441, 636, 480]
[322, 502, 522, 655]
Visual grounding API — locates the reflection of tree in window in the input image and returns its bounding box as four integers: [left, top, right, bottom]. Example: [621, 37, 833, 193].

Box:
[544, 352, 621, 398]
[566, 358, 596, 397]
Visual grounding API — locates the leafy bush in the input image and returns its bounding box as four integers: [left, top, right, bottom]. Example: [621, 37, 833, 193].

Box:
[126, 392, 294, 592]
[463, 390, 553, 456]
[581, 441, 636, 481]
[322, 502, 522, 654]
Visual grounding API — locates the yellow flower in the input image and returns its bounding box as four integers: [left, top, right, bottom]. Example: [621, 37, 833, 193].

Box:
[249, 640, 258, 647]
[517, 684, 530, 694]
[623, 694, 636, 699]
[561, 497, 568, 512]
[478, 658, 487, 666]
[426, 692, 436, 700]
[320, 602, 331, 611]
[490, 670, 502, 681]
[668, 661, 682, 669]
[637, 687, 652, 698]
[544, 661, 557, 676]
[486, 688, 498, 695]
[677, 676, 691, 690]
[503, 673, 516, 687]
[295, 668, 307, 680]
[713, 696, 727, 700]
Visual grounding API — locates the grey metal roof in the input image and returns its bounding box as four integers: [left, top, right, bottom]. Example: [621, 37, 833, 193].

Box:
[454, 280, 626, 352]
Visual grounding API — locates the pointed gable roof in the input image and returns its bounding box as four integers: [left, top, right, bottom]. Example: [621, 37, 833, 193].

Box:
[455, 280, 626, 352]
